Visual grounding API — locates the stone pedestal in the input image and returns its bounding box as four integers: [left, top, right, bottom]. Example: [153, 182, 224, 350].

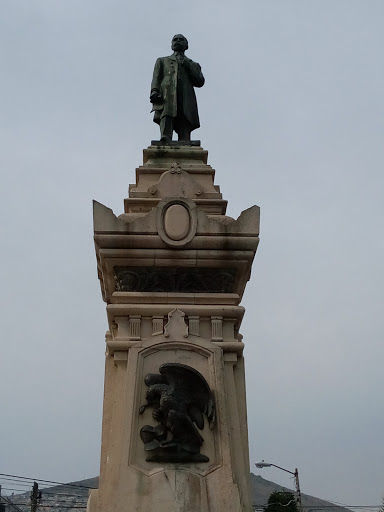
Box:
[88, 145, 260, 512]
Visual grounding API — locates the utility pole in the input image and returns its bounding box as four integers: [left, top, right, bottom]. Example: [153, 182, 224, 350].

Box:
[255, 461, 303, 511]
[294, 468, 302, 512]
[0, 485, 4, 512]
[30, 482, 38, 512]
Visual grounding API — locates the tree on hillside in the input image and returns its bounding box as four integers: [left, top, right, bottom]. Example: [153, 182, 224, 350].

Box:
[264, 491, 299, 512]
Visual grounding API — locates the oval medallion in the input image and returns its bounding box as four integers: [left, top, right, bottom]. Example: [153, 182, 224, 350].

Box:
[163, 204, 190, 241]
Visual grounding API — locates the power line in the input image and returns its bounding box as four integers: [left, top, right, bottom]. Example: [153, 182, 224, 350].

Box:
[1, 488, 31, 493]
[4, 471, 380, 512]
[38, 495, 88, 502]
[1, 491, 88, 501]
[1, 489, 88, 500]
[41, 492, 88, 498]
[0, 474, 96, 491]
[11, 484, 64, 492]
[39, 499, 88, 505]
[0, 484, 88, 499]
[0, 504, 29, 508]
[1, 505, 87, 510]
[253, 506, 382, 510]
[39, 505, 87, 508]
[0, 495, 25, 512]
[0, 479, 32, 488]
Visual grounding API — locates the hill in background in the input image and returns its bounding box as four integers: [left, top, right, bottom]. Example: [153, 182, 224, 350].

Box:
[5, 474, 351, 511]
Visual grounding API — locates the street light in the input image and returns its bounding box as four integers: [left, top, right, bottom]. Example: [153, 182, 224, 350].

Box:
[255, 460, 302, 511]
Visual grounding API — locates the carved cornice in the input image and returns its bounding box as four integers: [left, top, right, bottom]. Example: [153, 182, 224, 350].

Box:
[114, 266, 236, 294]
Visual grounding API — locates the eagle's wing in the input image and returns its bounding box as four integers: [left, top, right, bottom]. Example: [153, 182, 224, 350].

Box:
[159, 363, 216, 429]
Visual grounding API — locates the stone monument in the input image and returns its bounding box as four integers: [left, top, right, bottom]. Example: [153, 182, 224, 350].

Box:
[87, 36, 260, 512]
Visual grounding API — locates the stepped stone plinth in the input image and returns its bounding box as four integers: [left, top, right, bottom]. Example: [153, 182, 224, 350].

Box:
[87, 144, 260, 512]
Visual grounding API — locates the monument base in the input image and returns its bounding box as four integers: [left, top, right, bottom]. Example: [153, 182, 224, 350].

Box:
[151, 140, 201, 146]
[88, 145, 259, 512]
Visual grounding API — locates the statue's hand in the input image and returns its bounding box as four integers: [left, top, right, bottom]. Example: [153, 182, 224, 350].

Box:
[181, 59, 197, 77]
[150, 90, 162, 103]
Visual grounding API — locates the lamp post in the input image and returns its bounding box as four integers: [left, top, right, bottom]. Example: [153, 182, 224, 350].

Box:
[255, 460, 302, 511]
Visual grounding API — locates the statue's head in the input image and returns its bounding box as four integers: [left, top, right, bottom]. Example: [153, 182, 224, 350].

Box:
[172, 34, 188, 52]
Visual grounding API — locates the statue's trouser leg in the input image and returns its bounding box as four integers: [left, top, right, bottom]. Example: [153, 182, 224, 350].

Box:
[174, 116, 192, 141]
[160, 116, 174, 142]
[177, 125, 191, 141]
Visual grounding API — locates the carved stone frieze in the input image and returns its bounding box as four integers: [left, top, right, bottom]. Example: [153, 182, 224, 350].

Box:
[114, 267, 236, 293]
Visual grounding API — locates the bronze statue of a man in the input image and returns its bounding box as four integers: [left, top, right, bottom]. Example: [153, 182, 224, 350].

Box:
[150, 34, 205, 144]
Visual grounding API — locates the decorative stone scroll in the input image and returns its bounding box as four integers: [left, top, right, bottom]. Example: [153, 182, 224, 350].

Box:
[114, 267, 236, 293]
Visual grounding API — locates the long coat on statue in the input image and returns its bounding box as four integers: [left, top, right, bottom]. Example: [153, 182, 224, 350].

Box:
[151, 54, 205, 131]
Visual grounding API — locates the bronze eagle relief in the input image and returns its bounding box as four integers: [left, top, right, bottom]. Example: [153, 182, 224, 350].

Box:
[139, 363, 216, 463]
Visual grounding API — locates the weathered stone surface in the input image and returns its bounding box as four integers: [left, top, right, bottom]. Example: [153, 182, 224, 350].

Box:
[163, 203, 190, 240]
[89, 145, 259, 512]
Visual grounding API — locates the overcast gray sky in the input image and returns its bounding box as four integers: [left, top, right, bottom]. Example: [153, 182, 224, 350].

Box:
[1, 0, 383, 506]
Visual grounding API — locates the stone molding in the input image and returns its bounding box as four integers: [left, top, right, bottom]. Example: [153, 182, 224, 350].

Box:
[105, 307, 244, 356]
[127, 335, 224, 478]
[156, 197, 197, 247]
